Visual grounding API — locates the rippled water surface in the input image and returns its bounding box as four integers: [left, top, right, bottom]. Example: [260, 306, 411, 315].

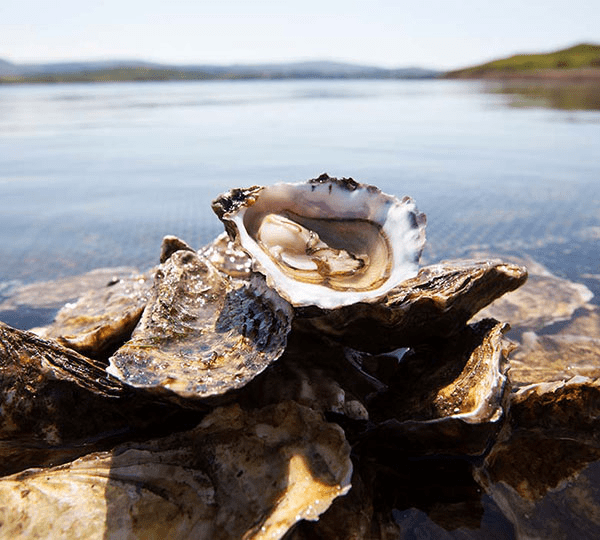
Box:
[1, 79, 599, 294]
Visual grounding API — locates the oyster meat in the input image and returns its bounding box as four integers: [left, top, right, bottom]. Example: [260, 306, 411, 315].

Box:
[212, 174, 426, 309]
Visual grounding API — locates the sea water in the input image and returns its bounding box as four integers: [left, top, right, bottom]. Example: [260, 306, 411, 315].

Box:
[1, 79, 599, 296]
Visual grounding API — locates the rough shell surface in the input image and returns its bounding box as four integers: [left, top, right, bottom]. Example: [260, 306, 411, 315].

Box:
[107, 250, 293, 400]
[212, 175, 426, 309]
[32, 272, 152, 358]
[360, 319, 511, 456]
[474, 255, 593, 331]
[237, 329, 376, 421]
[472, 375, 600, 539]
[198, 232, 253, 279]
[0, 267, 141, 329]
[0, 401, 352, 540]
[298, 259, 527, 353]
[0, 321, 202, 477]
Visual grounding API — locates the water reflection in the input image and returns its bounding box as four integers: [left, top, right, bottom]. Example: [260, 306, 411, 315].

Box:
[487, 81, 600, 111]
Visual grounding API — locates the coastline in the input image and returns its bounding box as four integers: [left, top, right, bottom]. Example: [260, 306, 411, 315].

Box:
[444, 67, 600, 82]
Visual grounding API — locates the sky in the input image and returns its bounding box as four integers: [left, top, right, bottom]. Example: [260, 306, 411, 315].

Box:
[2, 0, 599, 70]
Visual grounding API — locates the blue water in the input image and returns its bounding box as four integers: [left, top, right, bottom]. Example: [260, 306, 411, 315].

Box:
[1, 79, 599, 296]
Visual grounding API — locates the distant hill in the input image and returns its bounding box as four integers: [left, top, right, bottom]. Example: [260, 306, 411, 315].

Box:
[0, 59, 440, 84]
[445, 43, 600, 79]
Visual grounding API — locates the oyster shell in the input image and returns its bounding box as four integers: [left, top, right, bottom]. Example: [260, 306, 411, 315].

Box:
[107, 250, 293, 401]
[0, 267, 141, 330]
[299, 259, 527, 353]
[472, 376, 600, 539]
[0, 322, 196, 476]
[31, 272, 152, 359]
[473, 255, 594, 331]
[198, 232, 253, 279]
[212, 174, 426, 309]
[0, 401, 352, 540]
[360, 319, 511, 456]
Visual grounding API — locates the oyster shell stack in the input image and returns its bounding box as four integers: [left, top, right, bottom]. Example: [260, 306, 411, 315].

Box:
[2, 173, 599, 538]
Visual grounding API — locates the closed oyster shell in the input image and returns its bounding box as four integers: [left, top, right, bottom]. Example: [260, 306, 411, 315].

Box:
[31, 272, 152, 359]
[0, 322, 196, 476]
[107, 250, 293, 401]
[473, 377, 600, 539]
[0, 401, 352, 540]
[0, 267, 141, 330]
[474, 255, 594, 331]
[299, 259, 527, 353]
[361, 319, 511, 456]
[212, 174, 426, 309]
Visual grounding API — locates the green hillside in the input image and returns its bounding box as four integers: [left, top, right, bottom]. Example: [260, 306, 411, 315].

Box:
[446, 43, 600, 78]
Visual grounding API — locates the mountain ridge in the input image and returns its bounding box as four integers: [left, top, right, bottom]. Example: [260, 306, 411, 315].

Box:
[0, 59, 440, 83]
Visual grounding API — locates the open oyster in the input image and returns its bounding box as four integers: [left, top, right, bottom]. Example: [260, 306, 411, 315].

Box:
[212, 174, 426, 309]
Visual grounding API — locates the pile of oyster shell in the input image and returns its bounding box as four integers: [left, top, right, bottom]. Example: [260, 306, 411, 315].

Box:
[1, 174, 599, 539]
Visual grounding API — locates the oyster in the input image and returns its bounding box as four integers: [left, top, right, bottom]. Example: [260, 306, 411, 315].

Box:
[198, 232, 253, 279]
[360, 319, 511, 456]
[299, 259, 527, 353]
[474, 255, 594, 332]
[472, 376, 600, 540]
[0, 401, 352, 540]
[107, 250, 293, 401]
[31, 271, 152, 359]
[212, 174, 426, 309]
[0, 322, 196, 476]
[0, 267, 141, 330]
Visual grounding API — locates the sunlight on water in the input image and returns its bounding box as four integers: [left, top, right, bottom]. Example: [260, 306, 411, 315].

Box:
[0, 80, 599, 297]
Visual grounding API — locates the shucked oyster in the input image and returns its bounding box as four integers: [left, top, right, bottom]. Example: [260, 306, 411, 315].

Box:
[212, 174, 426, 309]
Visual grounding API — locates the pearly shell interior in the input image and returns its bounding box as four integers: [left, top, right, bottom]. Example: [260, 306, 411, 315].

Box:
[254, 212, 390, 292]
[214, 178, 426, 309]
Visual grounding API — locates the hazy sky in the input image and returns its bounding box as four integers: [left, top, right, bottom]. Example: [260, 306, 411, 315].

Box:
[2, 0, 599, 70]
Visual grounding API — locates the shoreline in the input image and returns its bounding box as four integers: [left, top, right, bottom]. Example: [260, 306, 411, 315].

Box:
[444, 67, 600, 82]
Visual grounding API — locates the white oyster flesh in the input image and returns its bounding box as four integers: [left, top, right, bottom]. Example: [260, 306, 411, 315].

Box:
[213, 176, 426, 309]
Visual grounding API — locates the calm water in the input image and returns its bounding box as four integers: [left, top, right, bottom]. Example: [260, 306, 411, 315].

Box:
[1, 79, 599, 297]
